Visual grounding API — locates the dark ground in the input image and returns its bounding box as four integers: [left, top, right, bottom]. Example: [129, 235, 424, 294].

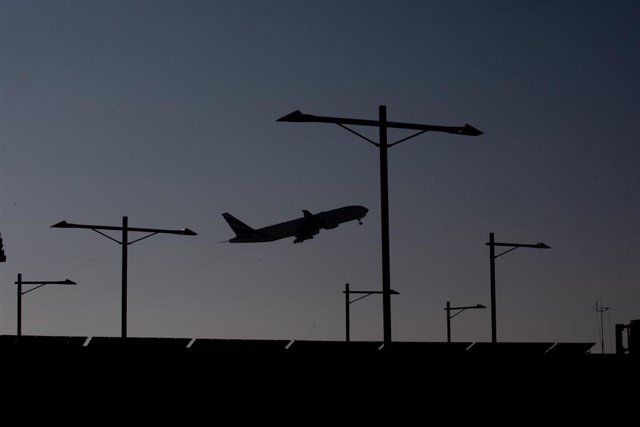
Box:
[2, 335, 637, 416]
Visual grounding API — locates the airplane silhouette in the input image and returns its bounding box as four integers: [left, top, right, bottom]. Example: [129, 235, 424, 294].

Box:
[222, 205, 369, 244]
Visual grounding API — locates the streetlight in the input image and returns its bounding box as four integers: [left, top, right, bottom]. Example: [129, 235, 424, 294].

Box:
[343, 283, 399, 342]
[51, 216, 196, 338]
[14, 273, 77, 336]
[444, 301, 486, 343]
[280, 107, 482, 345]
[486, 232, 550, 343]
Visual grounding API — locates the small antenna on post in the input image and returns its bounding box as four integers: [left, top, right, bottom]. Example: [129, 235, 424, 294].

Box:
[596, 301, 611, 354]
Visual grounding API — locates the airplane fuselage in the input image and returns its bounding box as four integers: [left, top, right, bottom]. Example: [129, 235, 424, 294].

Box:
[223, 205, 368, 244]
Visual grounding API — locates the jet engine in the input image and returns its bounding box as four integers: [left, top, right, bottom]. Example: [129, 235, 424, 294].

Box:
[323, 220, 339, 229]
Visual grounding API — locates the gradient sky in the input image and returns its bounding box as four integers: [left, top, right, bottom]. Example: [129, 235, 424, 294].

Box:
[1, 0, 638, 349]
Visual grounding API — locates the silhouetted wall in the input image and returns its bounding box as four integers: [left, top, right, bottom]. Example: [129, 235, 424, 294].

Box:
[630, 319, 640, 355]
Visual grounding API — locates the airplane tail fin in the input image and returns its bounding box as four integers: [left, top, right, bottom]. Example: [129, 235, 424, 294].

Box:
[222, 212, 255, 237]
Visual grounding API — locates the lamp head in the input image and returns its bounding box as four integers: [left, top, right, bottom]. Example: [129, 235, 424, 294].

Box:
[536, 242, 550, 249]
[277, 110, 313, 122]
[459, 124, 483, 136]
[180, 228, 198, 236]
[51, 221, 70, 228]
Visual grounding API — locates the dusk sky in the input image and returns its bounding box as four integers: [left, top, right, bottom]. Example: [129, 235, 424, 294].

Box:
[1, 0, 638, 349]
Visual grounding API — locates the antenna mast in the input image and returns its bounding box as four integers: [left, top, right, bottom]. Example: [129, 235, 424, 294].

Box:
[596, 301, 611, 354]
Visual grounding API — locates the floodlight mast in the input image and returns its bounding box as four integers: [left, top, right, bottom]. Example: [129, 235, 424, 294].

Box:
[52, 216, 196, 338]
[280, 106, 481, 345]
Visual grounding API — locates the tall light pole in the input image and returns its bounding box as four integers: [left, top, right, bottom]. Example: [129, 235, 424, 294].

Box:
[279, 106, 481, 345]
[486, 232, 550, 343]
[52, 216, 196, 338]
[14, 273, 77, 336]
[444, 301, 486, 343]
[343, 283, 399, 342]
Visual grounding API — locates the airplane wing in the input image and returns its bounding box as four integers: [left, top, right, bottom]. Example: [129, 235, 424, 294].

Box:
[293, 210, 321, 243]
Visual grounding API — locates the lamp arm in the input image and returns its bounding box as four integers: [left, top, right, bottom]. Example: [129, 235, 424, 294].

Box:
[349, 293, 373, 304]
[388, 130, 427, 148]
[91, 228, 122, 244]
[128, 232, 159, 246]
[336, 124, 379, 147]
[494, 246, 520, 259]
[449, 308, 468, 319]
[21, 284, 48, 295]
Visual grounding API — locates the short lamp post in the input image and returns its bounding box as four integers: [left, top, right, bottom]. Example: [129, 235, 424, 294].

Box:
[445, 301, 486, 343]
[52, 216, 196, 338]
[343, 283, 399, 342]
[486, 232, 550, 343]
[14, 273, 77, 336]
